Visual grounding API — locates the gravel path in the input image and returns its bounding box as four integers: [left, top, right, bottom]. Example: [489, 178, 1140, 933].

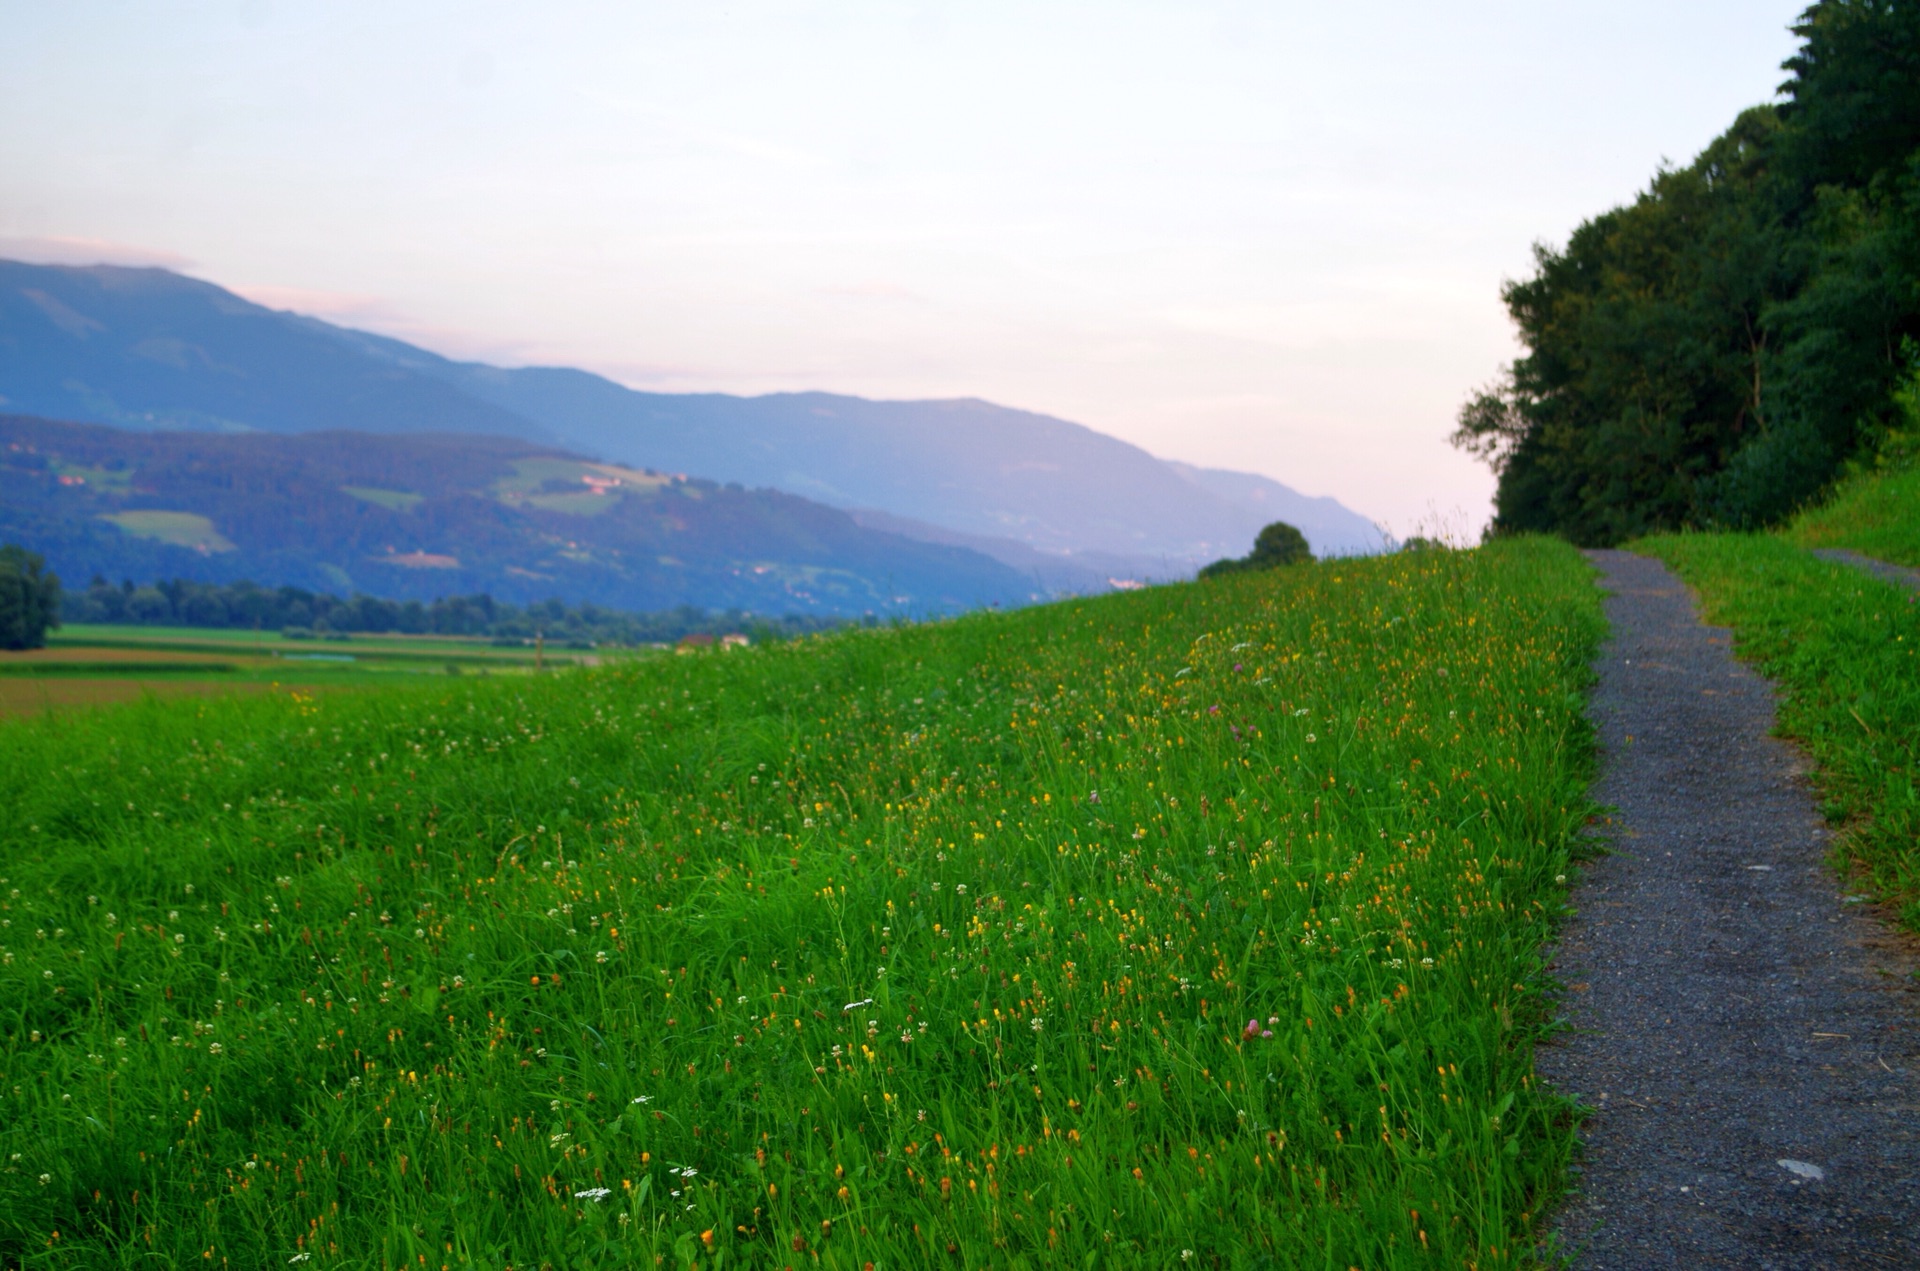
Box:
[1538, 550, 1920, 1269]
[1810, 547, 1920, 594]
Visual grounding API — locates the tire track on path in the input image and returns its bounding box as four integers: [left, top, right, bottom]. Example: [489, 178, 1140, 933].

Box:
[1539, 550, 1920, 1269]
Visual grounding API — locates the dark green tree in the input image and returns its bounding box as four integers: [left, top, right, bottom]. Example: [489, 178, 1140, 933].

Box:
[1454, 2, 1920, 540]
[0, 543, 62, 651]
[1199, 521, 1313, 578]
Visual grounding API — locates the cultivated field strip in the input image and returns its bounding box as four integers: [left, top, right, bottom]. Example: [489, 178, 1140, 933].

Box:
[0, 539, 1602, 1269]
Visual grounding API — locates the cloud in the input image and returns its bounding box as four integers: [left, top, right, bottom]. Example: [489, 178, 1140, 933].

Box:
[0, 235, 195, 268]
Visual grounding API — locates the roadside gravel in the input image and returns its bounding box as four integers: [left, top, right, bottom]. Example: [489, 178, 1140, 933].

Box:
[1539, 550, 1920, 1269]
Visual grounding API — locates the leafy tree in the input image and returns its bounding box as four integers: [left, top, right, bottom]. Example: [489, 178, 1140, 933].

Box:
[0, 543, 62, 650]
[1199, 521, 1313, 578]
[1455, 2, 1920, 541]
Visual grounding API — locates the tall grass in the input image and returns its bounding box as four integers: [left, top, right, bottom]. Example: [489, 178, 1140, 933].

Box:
[0, 538, 1601, 1269]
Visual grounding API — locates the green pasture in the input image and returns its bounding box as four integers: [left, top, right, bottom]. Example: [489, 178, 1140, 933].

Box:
[0, 626, 645, 723]
[0, 538, 1603, 1268]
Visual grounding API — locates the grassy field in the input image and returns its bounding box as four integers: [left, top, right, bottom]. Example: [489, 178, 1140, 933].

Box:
[0, 627, 621, 723]
[1645, 528, 1920, 933]
[0, 539, 1603, 1269]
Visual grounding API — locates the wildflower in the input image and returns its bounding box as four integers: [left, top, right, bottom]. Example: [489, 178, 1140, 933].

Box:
[574, 1187, 611, 1201]
[1030, 1017, 1043, 1032]
[208, 1042, 224, 1055]
[596, 951, 610, 964]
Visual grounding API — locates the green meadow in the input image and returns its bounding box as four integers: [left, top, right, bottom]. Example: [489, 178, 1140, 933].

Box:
[0, 539, 1603, 1269]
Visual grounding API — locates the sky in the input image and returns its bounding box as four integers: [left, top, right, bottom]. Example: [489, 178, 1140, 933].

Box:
[0, 1, 1808, 536]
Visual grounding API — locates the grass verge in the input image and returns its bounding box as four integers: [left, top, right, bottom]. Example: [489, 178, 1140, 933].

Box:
[0, 538, 1601, 1268]
[1786, 453, 1920, 567]
[1641, 534, 1920, 931]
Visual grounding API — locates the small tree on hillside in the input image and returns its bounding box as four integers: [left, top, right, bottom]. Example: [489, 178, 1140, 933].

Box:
[1199, 521, 1313, 579]
[0, 544, 62, 650]
[1245, 521, 1312, 568]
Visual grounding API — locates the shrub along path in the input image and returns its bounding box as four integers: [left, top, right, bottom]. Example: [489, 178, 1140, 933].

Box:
[1540, 551, 1920, 1269]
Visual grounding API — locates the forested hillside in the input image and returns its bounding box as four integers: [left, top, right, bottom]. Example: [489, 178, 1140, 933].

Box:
[0, 416, 1036, 617]
[1454, 0, 1920, 543]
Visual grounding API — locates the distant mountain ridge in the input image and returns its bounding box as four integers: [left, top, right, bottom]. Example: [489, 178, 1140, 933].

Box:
[0, 415, 1037, 616]
[0, 259, 1388, 571]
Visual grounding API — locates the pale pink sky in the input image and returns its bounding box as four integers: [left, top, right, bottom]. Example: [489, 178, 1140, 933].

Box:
[0, 1, 1805, 534]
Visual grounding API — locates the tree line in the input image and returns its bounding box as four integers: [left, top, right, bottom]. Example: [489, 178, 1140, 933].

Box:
[1454, 1, 1920, 543]
[0, 545, 843, 651]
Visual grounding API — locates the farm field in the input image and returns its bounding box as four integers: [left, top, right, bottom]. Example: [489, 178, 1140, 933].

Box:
[0, 626, 626, 722]
[0, 538, 1604, 1268]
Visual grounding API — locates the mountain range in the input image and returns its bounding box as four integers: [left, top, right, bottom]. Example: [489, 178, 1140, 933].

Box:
[0, 259, 1387, 611]
[0, 415, 1037, 616]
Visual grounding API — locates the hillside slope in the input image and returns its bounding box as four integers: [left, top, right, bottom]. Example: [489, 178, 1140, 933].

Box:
[1785, 449, 1920, 567]
[0, 261, 541, 440]
[0, 539, 1600, 1267]
[1, 260, 1386, 565]
[0, 415, 1037, 616]
[443, 366, 1388, 561]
